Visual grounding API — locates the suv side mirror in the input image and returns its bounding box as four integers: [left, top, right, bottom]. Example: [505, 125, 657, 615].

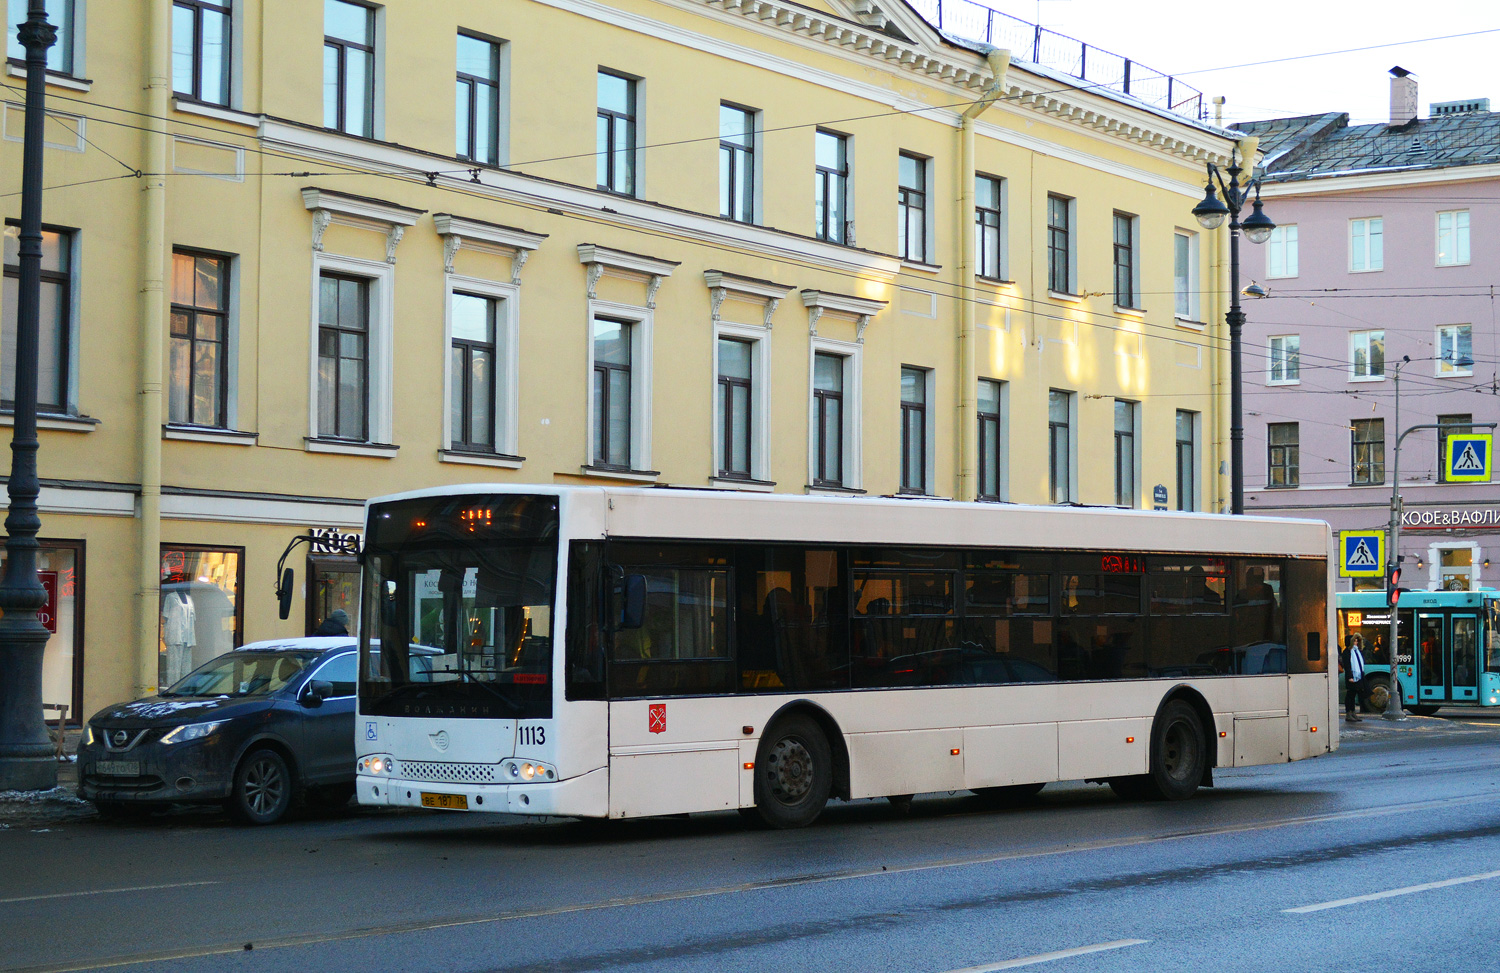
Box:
[300, 679, 332, 707]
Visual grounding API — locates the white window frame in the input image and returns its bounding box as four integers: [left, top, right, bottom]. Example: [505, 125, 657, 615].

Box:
[718, 102, 761, 226]
[1267, 334, 1300, 385]
[307, 251, 394, 449]
[455, 29, 510, 168]
[585, 298, 654, 474]
[1349, 330, 1386, 382]
[807, 336, 862, 492]
[1267, 224, 1298, 279]
[897, 151, 935, 266]
[1046, 194, 1078, 297]
[1173, 229, 1200, 324]
[1436, 210, 1470, 267]
[712, 319, 771, 485]
[442, 273, 520, 462]
[6, 0, 87, 81]
[974, 173, 1007, 282]
[898, 364, 936, 495]
[1111, 211, 1140, 311]
[1348, 217, 1383, 273]
[1436, 324, 1473, 377]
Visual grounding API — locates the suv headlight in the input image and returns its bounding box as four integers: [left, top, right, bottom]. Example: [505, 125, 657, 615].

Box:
[82, 724, 95, 747]
[160, 720, 225, 745]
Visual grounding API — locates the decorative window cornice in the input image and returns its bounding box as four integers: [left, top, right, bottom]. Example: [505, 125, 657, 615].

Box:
[704, 270, 794, 329]
[578, 244, 681, 308]
[301, 187, 425, 263]
[433, 213, 547, 282]
[801, 288, 886, 342]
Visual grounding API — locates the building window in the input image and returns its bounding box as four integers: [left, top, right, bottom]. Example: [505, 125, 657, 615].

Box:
[898, 152, 928, 263]
[323, 0, 375, 138]
[317, 272, 369, 441]
[1438, 414, 1472, 483]
[1049, 389, 1073, 503]
[172, 0, 231, 105]
[1267, 422, 1299, 488]
[1268, 334, 1300, 384]
[596, 70, 637, 196]
[1267, 224, 1298, 279]
[0, 542, 83, 723]
[720, 104, 756, 224]
[450, 292, 498, 451]
[2, 222, 71, 413]
[1112, 212, 1138, 308]
[1352, 418, 1384, 486]
[977, 378, 1004, 500]
[1349, 217, 1383, 272]
[1046, 194, 1073, 294]
[592, 317, 632, 469]
[159, 546, 243, 690]
[899, 366, 928, 494]
[307, 554, 359, 638]
[717, 337, 752, 478]
[975, 175, 1003, 280]
[1174, 231, 1198, 321]
[814, 130, 848, 244]
[1114, 400, 1136, 507]
[1176, 411, 1197, 511]
[456, 33, 501, 166]
[1350, 330, 1385, 380]
[1437, 210, 1469, 267]
[813, 352, 845, 486]
[6, 0, 74, 75]
[169, 250, 230, 428]
[1437, 324, 1473, 376]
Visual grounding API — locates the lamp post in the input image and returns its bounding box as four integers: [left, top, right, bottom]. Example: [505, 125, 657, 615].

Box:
[0, 0, 58, 791]
[1191, 142, 1275, 516]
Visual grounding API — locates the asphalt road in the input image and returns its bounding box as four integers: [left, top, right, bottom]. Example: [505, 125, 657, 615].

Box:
[3, 711, 1498, 973]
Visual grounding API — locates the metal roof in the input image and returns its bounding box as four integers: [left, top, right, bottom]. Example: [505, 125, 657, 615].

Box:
[1236, 110, 1500, 183]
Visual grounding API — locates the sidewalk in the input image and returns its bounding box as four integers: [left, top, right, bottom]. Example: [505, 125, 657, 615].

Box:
[0, 728, 92, 830]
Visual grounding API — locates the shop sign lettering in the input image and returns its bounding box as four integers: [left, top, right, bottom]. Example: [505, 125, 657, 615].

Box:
[1401, 508, 1500, 530]
[309, 528, 361, 555]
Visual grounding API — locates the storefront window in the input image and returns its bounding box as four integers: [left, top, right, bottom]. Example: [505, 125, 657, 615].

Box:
[0, 541, 83, 721]
[160, 546, 243, 687]
[308, 557, 359, 636]
[1440, 548, 1473, 592]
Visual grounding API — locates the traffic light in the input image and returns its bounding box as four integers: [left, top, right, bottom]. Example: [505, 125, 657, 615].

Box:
[1387, 564, 1403, 607]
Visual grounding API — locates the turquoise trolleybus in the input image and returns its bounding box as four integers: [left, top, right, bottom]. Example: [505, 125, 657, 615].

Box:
[1336, 589, 1500, 714]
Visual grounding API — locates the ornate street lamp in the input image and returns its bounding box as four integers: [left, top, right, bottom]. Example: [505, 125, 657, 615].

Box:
[0, 0, 58, 791]
[1192, 143, 1275, 515]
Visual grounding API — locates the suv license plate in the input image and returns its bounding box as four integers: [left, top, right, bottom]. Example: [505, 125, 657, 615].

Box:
[95, 760, 140, 777]
[420, 792, 468, 810]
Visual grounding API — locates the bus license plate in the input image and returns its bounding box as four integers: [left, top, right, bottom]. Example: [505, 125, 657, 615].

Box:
[94, 760, 140, 777]
[420, 792, 468, 810]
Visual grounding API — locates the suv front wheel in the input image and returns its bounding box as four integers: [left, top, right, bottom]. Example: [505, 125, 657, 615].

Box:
[227, 749, 294, 825]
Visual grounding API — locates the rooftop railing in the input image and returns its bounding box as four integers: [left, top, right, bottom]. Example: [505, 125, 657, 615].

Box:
[908, 0, 1206, 122]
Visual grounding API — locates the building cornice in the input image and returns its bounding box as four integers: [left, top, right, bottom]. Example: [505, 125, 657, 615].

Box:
[433, 213, 547, 278]
[1260, 162, 1500, 197]
[802, 288, 886, 341]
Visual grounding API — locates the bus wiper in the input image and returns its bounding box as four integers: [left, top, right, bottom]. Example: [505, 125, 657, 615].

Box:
[454, 669, 523, 713]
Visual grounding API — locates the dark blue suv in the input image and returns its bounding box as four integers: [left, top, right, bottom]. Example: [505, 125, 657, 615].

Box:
[77, 638, 357, 824]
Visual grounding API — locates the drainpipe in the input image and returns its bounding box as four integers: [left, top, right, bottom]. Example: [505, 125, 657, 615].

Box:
[956, 49, 1010, 500]
[135, 0, 169, 695]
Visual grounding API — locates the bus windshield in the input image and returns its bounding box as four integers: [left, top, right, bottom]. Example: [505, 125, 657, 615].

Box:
[359, 494, 558, 720]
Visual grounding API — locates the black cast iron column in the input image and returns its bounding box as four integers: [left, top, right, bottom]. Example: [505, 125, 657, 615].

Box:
[1227, 222, 1244, 516]
[0, 0, 58, 791]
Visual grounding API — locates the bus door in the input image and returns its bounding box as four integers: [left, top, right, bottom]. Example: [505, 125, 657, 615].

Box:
[1415, 613, 1447, 703]
[1450, 614, 1480, 703]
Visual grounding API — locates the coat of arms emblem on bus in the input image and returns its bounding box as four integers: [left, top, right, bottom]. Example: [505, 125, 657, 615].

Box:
[648, 703, 666, 734]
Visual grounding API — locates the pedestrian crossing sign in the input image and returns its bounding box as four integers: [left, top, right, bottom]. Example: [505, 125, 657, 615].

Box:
[1444, 434, 1491, 483]
[1340, 531, 1385, 578]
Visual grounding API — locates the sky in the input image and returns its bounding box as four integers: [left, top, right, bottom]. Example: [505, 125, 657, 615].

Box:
[986, 0, 1499, 127]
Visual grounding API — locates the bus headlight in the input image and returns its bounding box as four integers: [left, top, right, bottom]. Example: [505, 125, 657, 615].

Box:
[359, 755, 394, 775]
[501, 759, 556, 782]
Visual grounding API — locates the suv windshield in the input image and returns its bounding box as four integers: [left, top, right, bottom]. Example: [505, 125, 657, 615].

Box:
[166, 652, 313, 697]
[360, 494, 558, 720]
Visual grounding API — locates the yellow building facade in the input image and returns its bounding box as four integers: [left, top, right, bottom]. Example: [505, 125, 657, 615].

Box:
[0, 0, 1238, 716]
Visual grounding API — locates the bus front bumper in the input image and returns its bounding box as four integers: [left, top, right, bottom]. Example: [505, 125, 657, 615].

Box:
[357, 766, 607, 817]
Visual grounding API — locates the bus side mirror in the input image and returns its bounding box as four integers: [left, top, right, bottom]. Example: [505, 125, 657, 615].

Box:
[1306, 631, 1321, 662]
[615, 575, 646, 630]
[278, 568, 294, 620]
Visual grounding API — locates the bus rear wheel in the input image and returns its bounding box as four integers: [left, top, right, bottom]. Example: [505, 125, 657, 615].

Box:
[751, 714, 832, 829]
[1363, 680, 1391, 712]
[1143, 700, 1206, 801]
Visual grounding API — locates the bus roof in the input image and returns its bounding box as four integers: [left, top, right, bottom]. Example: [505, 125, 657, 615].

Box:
[365, 485, 1331, 558]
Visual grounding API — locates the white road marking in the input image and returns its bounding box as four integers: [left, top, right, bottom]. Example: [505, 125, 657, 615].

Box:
[0, 880, 219, 905]
[943, 940, 1148, 971]
[1285, 869, 1500, 913]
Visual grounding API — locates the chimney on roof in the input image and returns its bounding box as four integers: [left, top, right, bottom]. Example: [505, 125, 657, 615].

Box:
[1389, 66, 1418, 126]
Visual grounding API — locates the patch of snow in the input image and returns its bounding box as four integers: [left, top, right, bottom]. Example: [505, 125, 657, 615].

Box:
[129, 699, 223, 719]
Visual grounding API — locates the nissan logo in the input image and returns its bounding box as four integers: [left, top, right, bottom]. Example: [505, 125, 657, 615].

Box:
[110, 730, 129, 748]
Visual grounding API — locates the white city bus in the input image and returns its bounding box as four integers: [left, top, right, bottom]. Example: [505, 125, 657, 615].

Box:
[355, 486, 1335, 828]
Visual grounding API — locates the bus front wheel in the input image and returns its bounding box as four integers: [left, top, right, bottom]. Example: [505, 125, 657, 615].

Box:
[1144, 700, 1206, 801]
[751, 714, 832, 829]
